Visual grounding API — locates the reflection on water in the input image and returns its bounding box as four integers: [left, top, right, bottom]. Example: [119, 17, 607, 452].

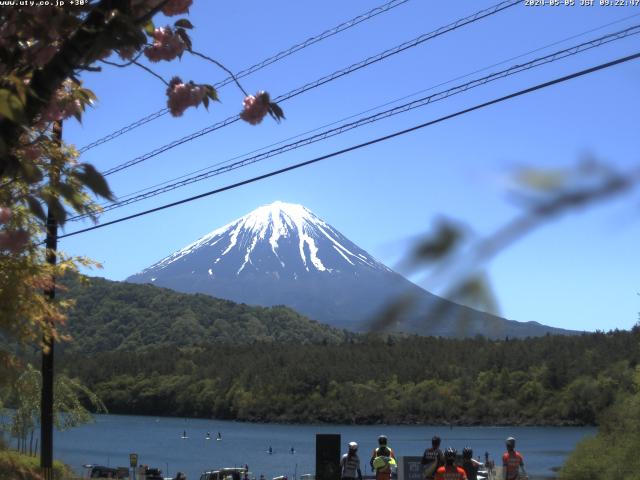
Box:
[53, 414, 596, 480]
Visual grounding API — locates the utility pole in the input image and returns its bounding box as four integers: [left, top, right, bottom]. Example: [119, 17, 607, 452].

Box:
[41, 119, 61, 480]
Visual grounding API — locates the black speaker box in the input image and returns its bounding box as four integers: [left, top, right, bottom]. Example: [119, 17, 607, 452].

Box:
[316, 434, 341, 480]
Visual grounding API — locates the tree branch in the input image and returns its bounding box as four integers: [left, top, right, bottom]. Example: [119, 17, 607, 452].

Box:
[190, 50, 249, 97]
[130, 60, 169, 86]
[0, 0, 171, 178]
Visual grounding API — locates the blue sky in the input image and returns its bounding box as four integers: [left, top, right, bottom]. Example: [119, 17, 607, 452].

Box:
[62, 1, 640, 332]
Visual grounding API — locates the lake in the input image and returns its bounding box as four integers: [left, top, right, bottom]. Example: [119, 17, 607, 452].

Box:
[51, 414, 595, 480]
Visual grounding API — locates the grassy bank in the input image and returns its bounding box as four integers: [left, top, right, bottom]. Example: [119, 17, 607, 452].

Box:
[0, 450, 73, 480]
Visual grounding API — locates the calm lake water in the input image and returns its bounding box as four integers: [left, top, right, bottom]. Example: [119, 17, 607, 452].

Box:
[52, 414, 595, 480]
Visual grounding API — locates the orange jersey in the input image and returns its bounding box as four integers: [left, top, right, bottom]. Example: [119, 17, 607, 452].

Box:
[502, 451, 524, 480]
[434, 465, 467, 480]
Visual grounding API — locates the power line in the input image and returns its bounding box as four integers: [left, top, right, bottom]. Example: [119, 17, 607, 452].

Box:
[77, 0, 411, 154]
[57, 51, 640, 240]
[69, 24, 640, 221]
[81, 12, 640, 212]
[99, 0, 520, 177]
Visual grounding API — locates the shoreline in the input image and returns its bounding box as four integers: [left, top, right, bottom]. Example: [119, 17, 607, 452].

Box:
[90, 410, 598, 428]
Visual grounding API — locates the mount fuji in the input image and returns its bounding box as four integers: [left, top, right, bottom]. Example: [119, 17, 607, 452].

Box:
[126, 201, 574, 338]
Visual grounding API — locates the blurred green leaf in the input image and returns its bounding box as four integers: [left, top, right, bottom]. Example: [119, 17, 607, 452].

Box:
[206, 85, 220, 102]
[143, 20, 155, 36]
[452, 274, 500, 316]
[516, 168, 566, 191]
[73, 163, 114, 201]
[0, 89, 26, 123]
[206, 85, 219, 102]
[413, 221, 462, 263]
[268, 102, 285, 123]
[19, 160, 44, 185]
[57, 182, 86, 212]
[41, 193, 67, 225]
[7, 74, 28, 104]
[25, 195, 46, 223]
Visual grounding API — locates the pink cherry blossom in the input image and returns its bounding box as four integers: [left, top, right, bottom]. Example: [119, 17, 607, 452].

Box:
[166, 77, 206, 117]
[39, 87, 82, 124]
[144, 27, 186, 63]
[0, 207, 11, 224]
[162, 0, 193, 16]
[0, 230, 29, 253]
[21, 145, 42, 162]
[240, 91, 270, 125]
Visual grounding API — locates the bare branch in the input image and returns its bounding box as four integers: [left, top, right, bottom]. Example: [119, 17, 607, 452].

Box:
[130, 60, 169, 86]
[190, 50, 249, 97]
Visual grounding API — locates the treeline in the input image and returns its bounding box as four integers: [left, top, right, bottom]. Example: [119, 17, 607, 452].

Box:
[560, 369, 640, 479]
[59, 328, 640, 425]
[60, 275, 348, 354]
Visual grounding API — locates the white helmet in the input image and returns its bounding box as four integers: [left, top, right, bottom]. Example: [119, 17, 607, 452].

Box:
[348, 442, 358, 450]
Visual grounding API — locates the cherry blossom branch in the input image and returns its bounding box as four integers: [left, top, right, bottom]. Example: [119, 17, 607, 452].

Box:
[190, 50, 249, 97]
[1, 1, 152, 176]
[100, 50, 145, 68]
[129, 60, 169, 86]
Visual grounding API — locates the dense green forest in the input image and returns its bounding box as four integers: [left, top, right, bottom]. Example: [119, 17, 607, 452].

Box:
[59, 276, 348, 353]
[560, 369, 640, 479]
[59, 329, 639, 426]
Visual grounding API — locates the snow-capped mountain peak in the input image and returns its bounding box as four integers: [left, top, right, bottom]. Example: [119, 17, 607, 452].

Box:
[140, 201, 389, 278]
[127, 201, 572, 338]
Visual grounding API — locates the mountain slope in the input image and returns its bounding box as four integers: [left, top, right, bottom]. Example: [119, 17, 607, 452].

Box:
[60, 275, 347, 354]
[127, 201, 575, 338]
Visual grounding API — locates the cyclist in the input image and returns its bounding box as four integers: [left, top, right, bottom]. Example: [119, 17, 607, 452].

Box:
[370, 435, 396, 480]
[461, 447, 482, 480]
[434, 447, 467, 480]
[421, 435, 444, 480]
[341, 442, 363, 480]
[502, 437, 526, 480]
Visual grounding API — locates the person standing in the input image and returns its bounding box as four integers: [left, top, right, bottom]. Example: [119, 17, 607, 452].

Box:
[502, 437, 526, 480]
[421, 435, 444, 480]
[341, 442, 363, 480]
[461, 447, 482, 480]
[370, 435, 396, 480]
[434, 448, 467, 480]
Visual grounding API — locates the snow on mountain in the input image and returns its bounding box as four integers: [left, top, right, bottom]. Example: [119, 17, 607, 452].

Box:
[141, 201, 390, 278]
[127, 201, 576, 338]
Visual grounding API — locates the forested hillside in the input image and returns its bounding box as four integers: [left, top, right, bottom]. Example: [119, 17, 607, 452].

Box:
[60, 276, 348, 353]
[59, 328, 640, 426]
[560, 368, 640, 479]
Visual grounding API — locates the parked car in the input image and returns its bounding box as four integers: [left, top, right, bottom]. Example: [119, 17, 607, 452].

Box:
[200, 467, 248, 480]
[144, 467, 165, 480]
[84, 465, 129, 479]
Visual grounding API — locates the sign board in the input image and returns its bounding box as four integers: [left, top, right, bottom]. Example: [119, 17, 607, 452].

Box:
[399, 456, 423, 480]
[316, 434, 341, 480]
[130, 453, 138, 468]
